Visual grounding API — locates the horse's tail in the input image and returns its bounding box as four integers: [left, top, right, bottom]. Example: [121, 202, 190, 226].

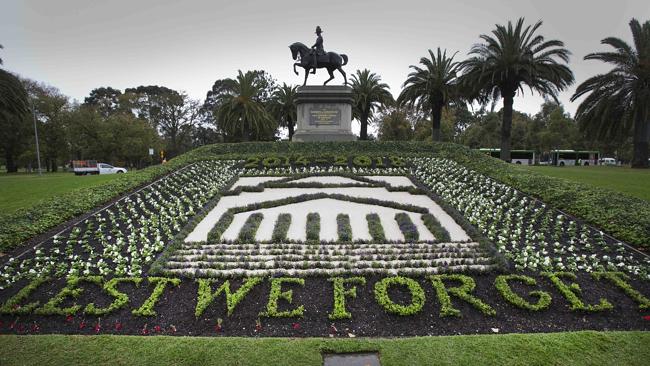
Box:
[341, 54, 348, 65]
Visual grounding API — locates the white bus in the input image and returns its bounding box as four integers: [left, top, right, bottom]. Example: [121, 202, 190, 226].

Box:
[550, 150, 600, 166]
[479, 148, 536, 165]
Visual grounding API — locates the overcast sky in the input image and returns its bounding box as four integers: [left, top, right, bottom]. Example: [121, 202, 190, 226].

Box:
[2, 0, 649, 120]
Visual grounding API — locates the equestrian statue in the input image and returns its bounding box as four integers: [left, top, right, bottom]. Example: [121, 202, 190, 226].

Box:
[289, 26, 348, 86]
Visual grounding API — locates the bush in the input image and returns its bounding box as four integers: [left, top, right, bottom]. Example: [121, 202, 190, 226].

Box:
[366, 213, 386, 242]
[306, 213, 320, 242]
[395, 213, 418, 242]
[337, 214, 352, 242]
[271, 214, 291, 242]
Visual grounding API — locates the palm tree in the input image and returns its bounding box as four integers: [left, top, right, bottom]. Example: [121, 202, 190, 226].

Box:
[270, 83, 298, 140]
[459, 18, 574, 161]
[0, 44, 28, 120]
[1, 44, 30, 172]
[216, 70, 275, 142]
[398, 48, 462, 141]
[350, 69, 393, 140]
[571, 19, 650, 168]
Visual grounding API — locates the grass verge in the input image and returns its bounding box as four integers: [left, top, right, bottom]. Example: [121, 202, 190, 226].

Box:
[0, 172, 121, 214]
[0, 331, 648, 366]
[517, 165, 650, 202]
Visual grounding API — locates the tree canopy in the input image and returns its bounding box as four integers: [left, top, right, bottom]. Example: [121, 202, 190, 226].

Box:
[459, 18, 575, 161]
[571, 18, 650, 168]
[350, 69, 393, 140]
[398, 48, 462, 141]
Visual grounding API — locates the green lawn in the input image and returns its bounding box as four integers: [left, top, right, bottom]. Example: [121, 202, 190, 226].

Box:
[0, 172, 121, 214]
[517, 165, 650, 202]
[0, 331, 648, 365]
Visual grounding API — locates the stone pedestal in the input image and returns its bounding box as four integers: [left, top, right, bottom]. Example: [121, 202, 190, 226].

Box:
[292, 86, 357, 142]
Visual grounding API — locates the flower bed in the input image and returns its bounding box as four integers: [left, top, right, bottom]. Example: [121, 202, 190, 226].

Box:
[0, 160, 239, 290]
[0, 147, 648, 337]
[413, 157, 650, 278]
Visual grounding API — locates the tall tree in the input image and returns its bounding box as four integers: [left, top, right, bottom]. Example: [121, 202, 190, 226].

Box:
[83, 87, 123, 117]
[350, 69, 393, 140]
[376, 107, 415, 141]
[22, 78, 69, 172]
[65, 104, 161, 167]
[571, 18, 650, 168]
[459, 18, 574, 161]
[157, 92, 200, 157]
[398, 48, 462, 141]
[216, 70, 276, 142]
[270, 83, 298, 140]
[0, 44, 30, 172]
[123, 85, 179, 128]
[204, 70, 277, 141]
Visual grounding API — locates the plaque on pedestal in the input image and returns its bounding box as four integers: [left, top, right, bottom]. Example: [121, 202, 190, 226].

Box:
[292, 86, 357, 142]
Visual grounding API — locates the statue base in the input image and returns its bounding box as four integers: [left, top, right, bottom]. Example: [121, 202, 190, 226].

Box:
[292, 86, 356, 142]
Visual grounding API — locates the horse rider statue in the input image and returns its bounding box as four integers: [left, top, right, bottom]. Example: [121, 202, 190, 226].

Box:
[310, 26, 325, 74]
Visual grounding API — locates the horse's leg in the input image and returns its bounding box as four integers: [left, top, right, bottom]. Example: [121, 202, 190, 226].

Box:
[323, 67, 335, 85]
[338, 67, 347, 85]
[293, 63, 300, 75]
[303, 68, 309, 86]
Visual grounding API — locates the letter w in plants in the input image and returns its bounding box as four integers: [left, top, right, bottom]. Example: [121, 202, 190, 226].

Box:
[195, 277, 263, 317]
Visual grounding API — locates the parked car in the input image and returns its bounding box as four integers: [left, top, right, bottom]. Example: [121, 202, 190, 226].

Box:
[72, 160, 127, 175]
[599, 157, 617, 166]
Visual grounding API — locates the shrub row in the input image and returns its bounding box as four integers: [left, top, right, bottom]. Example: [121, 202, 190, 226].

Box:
[271, 214, 292, 242]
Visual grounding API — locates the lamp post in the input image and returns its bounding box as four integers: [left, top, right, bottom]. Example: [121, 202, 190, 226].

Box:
[30, 97, 42, 175]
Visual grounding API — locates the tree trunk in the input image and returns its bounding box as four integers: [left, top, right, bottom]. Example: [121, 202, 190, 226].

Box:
[431, 104, 442, 142]
[631, 111, 649, 168]
[288, 116, 294, 141]
[500, 92, 514, 162]
[360, 114, 369, 140]
[51, 156, 58, 172]
[4, 150, 17, 173]
[241, 122, 250, 142]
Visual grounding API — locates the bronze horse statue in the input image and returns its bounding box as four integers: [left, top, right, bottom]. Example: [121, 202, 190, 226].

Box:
[289, 42, 348, 86]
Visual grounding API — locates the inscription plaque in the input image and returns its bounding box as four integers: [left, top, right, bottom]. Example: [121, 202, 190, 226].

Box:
[293, 85, 355, 142]
[309, 105, 341, 126]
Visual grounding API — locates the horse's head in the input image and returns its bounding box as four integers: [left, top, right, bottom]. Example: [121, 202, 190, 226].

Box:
[289, 42, 307, 60]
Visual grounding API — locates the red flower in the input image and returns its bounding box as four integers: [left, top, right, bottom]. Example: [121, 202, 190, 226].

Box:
[292, 322, 301, 330]
[94, 323, 101, 334]
[31, 322, 40, 333]
[65, 315, 74, 323]
[169, 325, 177, 333]
[114, 322, 123, 331]
[255, 319, 262, 332]
[643, 315, 650, 321]
[215, 318, 223, 333]
[329, 324, 338, 334]
[141, 324, 149, 335]
[154, 325, 162, 333]
[16, 324, 25, 333]
[79, 320, 86, 330]
[9, 320, 17, 330]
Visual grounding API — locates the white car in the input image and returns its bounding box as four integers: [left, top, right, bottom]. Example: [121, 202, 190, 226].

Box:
[72, 160, 127, 175]
[98, 163, 127, 174]
[599, 158, 617, 166]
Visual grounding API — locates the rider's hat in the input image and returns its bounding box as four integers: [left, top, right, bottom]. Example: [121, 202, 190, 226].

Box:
[315, 26, 323, 34]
